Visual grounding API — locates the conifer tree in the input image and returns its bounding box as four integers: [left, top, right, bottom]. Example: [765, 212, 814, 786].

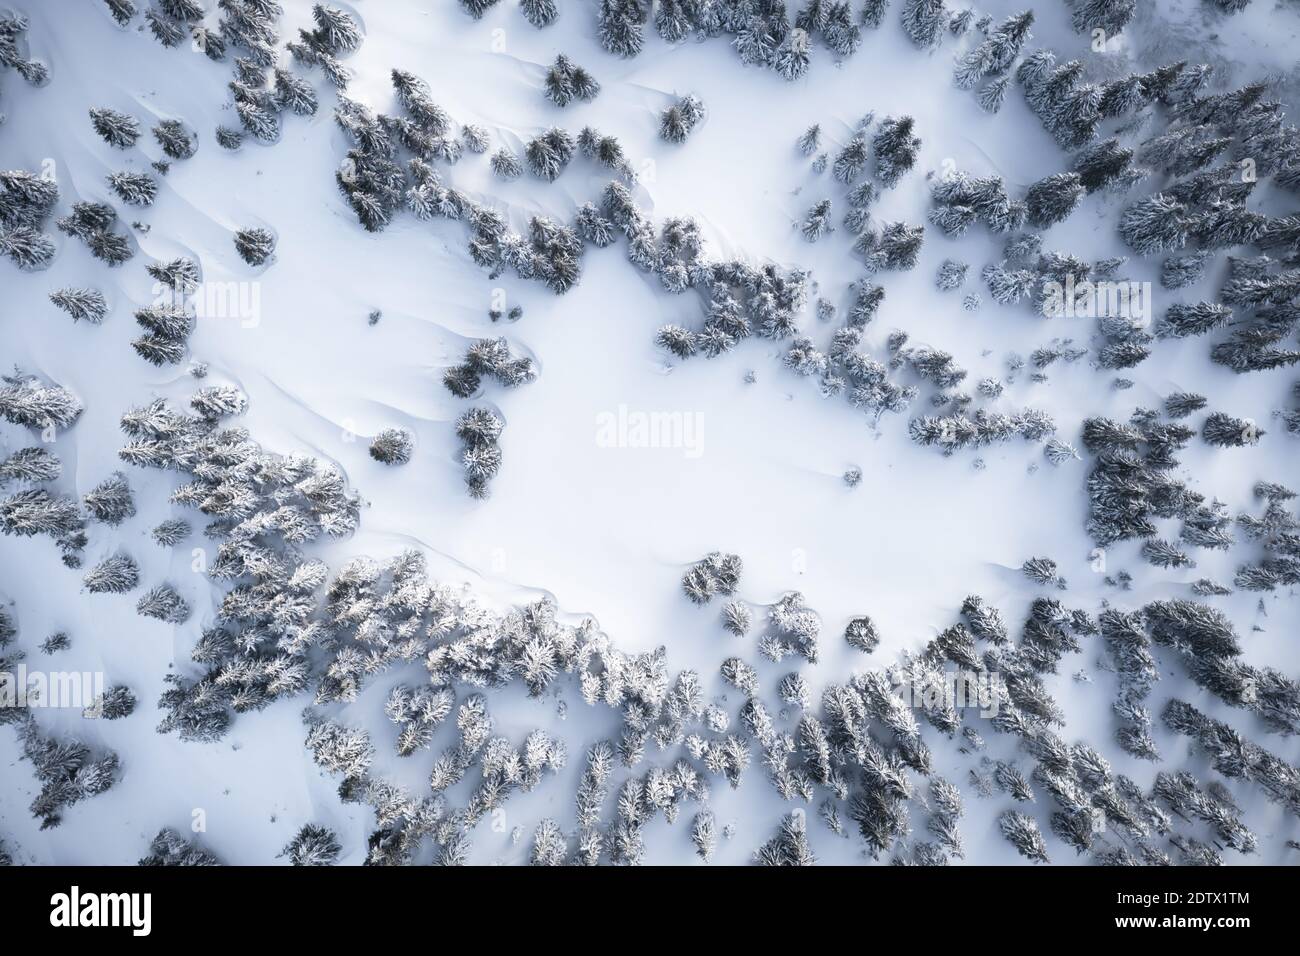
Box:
[89, 107, 141, 148]
[281, 824, 342, 865]
[83, 553, 140, 594]
[234, 227, 276, 265]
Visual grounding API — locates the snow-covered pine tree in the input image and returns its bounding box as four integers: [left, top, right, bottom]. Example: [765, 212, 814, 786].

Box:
[280, 824, 342, 865]
[1025, 172, 1084, 228]
[89, 107, 141, 148]
[152, 119, 196, 160]
[234, 227, 276, 265]
[136, 583, 191, 624]
[106, 171, 158, 206]
[83, 553, 140, 594]
[49, 288, 108, 324]
[901, 0, 947, 48]
[369, 427, 414, 465]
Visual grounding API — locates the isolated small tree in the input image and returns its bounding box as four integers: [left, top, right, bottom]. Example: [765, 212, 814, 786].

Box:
[151, 518, 191, 547]
[234, 227, 276, 265]
[136, 583, 191, 624]
[83, 554, 140, 593]
[491, 148, 524, 180]
[281, 824, 342, 865]
[106, 171, 157, 207]
[369, 428, 413, 465]
[48, 288, 108, 324]
[89, 107, 141, 148]
[845, 615, 880, 652]
[152, 120, 196, 160]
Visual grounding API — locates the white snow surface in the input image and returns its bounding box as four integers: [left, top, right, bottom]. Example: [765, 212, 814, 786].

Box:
[0, 0, 1298, 865]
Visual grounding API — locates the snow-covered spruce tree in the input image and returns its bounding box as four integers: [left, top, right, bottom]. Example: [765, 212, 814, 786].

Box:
[56, 201, 133, 266]
[681, 552, 742, 606]
[1163, 699, 1300, 817]
[233, 226, 275, 265]
[83, 553, 140, 594]
[1119, 193, 1190, 256]
[763, 591, 821, 663]
[89, 107, 141, 148]
[0, 169, 59, 269]
[833, 135, 869, 184]
[89, 684, 137, 720]
[139, 827, 222, 866]
[845, 615, 880, 652]
[1069, 0, 1135, 36]
[953, 11, 1032, 90]
[772, 28, 811, 81]
[901, 0, 947, 48]
[369, 427, 413, 465]
[151, 517, 190, 547]
[857, 220, 925, 272]
[16, 717, 120, 830]
[754, 812, 816, 865]
[977, 76, 1011, 113]
[0, 488, 86, 566]
[525, 127, 576, 180]
[152, 119, 196, 160]
[444, 338, 536, 396]
[49, 288, 108, 324]
[0, 372, 83, 432]
[801, 199, 834, 241]
[1160, 250, 1211, 289]
[598, 0, 646, 58]
[456, 407, 503, 499]
[660, 94, 704, 144]
[1158, 301, 1232, 338]
[872, 116, 920, 188]
[0, 447, 61, 485]
[136, 583, 191, 624]
[545, 54, 600, 106]
[489, 147, 524, 181]
[1202, 411, 1260, 447]
[1025, 172, 1084, 229]
[797, 124, 821, 156]
[105, 171, 157, 209]
[577, 127, 634, 177]
[280, 824, 342, 866]
[83, 471, 135, 525]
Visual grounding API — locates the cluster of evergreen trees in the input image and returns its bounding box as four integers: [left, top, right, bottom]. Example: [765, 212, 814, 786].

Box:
[0, 169, 59, 270]
[596, 0, 874, 79]
[0, 10, 47, 91]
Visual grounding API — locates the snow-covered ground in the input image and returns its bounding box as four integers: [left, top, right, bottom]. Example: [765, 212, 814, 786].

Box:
[1, 0, 1298, 865]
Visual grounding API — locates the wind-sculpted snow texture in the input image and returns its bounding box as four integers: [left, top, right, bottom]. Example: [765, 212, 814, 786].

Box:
[0, 0, 1298, 866]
